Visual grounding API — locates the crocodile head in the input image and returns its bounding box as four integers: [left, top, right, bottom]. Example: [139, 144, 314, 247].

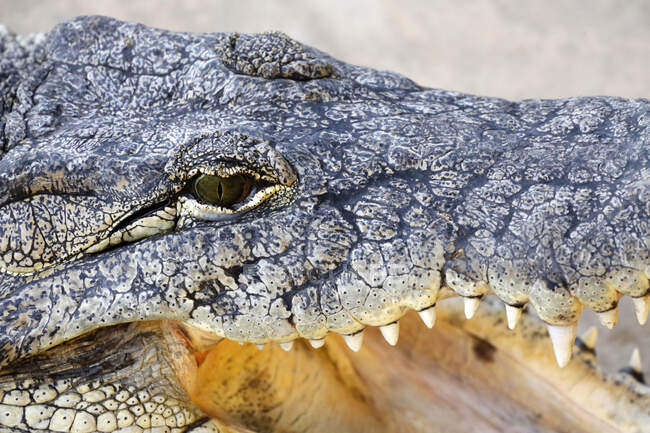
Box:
[0, 16, 648, 433]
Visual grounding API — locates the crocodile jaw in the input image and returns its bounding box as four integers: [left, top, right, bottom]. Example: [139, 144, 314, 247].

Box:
[171, 299, 649, 433]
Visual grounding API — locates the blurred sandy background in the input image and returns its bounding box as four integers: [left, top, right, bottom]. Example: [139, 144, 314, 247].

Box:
[1, 0, 648, 371]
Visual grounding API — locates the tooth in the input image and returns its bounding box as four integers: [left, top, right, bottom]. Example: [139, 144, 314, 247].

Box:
[629, 347, 642, 373]
[418, 306, 436, 328]
[279, 341, 294, 351]
[309, 338, 325, 349]
[343, 331, 364, 352]
[256, 344, 265, 350]
[597, 306, 618, 329]
[505, 304, 522, 330]
[547, 323, 577, 368]
[632, 295, 649, 325]
[379, 322, 400, 346]
[464, 297, 481, 319]
[579, 326, 598, 350]
[623, 347, 645, 383]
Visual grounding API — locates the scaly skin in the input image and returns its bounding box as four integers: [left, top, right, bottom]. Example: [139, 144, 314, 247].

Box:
[0, 16, 648, 433]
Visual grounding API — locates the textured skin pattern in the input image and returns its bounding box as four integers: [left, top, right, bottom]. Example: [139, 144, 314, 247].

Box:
[0, 325, 203, 432]
[0, 16, 648, 432]
[0, 14, 648, 356]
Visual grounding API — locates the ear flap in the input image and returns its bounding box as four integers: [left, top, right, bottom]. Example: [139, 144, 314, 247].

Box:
[217, 32, 336, 80]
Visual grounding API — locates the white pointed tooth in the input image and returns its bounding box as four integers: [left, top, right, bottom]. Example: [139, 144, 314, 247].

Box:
[343, 331, 364, 352]
[279, 341, 294, 351]
[379, 322, 400, 346]
[629, 347, 642, 373]
[256, 344, 265, 350]
[309, 338, 325, 349]
[547, 323, 577, 368]
[505, 304, 522, 330]
[579, 326, 598, 350]
[464, 297, 481, 319]
[597, 306, 618, 329]
[418, 306, 436, 328]
[632, 295, 649, 325]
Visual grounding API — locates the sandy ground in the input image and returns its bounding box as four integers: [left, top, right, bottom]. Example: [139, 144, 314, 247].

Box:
[1, 0, 648, 371]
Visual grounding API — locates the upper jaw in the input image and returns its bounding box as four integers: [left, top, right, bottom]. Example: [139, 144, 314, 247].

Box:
[3, 130, 649, 370]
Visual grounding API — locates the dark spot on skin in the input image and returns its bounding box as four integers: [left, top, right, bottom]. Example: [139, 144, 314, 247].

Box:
[226, 266, 244, 281]
[574, 337, 596, 356]
[619, 367, 646, 384]
[472, 336, 496, 363]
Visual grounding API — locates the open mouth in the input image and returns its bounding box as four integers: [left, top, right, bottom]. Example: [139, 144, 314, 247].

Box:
[64, 297, 644, 433]
[2, 295, 647, 433]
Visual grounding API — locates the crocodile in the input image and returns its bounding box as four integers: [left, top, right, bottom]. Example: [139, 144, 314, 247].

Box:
[0, 15, 648, 433]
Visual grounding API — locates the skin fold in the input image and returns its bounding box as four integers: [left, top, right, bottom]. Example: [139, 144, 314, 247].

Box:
[0, 16, 648, 433]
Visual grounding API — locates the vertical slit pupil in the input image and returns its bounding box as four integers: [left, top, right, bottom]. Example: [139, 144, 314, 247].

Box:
[194, 174, 252, 207]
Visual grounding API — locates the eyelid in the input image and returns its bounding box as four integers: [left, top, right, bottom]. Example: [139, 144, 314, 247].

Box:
[179, 184, 285, 221]
[166, 134, 297, 188]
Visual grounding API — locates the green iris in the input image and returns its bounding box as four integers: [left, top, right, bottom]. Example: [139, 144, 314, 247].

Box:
[194, 174, 250, 207]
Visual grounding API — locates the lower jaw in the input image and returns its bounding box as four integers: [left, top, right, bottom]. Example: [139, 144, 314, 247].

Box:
[173, 298, 649, 433]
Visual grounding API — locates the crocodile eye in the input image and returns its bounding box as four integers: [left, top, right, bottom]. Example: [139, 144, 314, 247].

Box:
[193, 174, 253, 208]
